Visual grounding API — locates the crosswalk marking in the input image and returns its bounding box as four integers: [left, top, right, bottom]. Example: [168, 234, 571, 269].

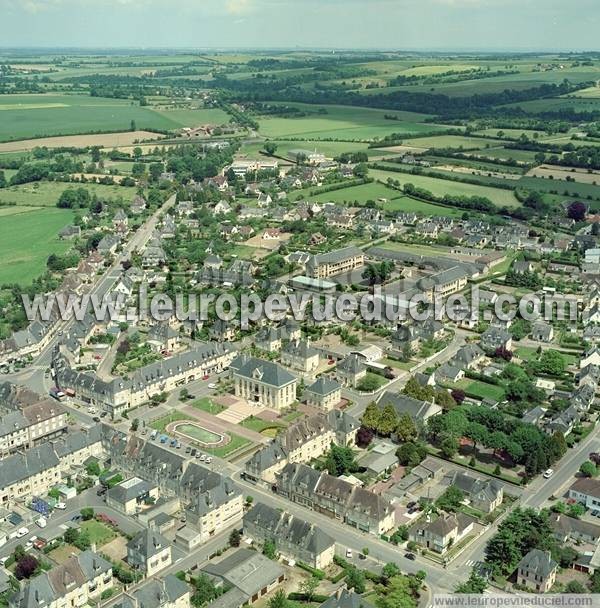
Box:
[465, 559, 475, 566]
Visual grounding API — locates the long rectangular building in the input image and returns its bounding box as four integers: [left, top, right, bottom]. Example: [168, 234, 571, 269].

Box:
[54, 342, 235, 417]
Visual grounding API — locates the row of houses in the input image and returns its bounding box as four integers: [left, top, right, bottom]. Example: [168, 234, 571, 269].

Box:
[275, 462, 395, 535]
[54, 341, 236, 417]
[245, 410, 359, 484]
[0, 383, 68, 457]
[0, 427, 103, 505]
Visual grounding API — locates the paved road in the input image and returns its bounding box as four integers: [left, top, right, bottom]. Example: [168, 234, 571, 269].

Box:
[346, 328, 468, 418]
[232, 471, 461, 593]
[6, 194, 177, 415]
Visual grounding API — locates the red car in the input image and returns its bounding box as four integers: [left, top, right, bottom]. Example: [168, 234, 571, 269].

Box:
[202, 375, 210, 380]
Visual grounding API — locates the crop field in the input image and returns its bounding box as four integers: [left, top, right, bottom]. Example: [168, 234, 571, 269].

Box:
[517, 175, 600, 201]
[309, 181, 402, 204]
[502, 97, 600, 113]
[0, 130, 161, 153]
[257, 103, 444, 140]
[0, 208, 75, 285]
[381, 195, 465, 217]
[0, 181, 138, 207]
[369, 168, 521, 207]
[401, 135, 504, 150]
[0, 94, 231, 142]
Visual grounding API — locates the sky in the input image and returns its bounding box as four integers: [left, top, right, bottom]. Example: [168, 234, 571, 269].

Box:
[0, 0, 599, 51]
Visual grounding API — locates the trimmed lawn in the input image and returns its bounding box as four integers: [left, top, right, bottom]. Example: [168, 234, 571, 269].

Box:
[49, 544, 81, 564]
[357, 371, 388, 392]
[282, 410, 304, 423]
[203, 433, 252, 458]
[190, 397, 225, 415]
[451, 379, 505, 401]
[240, 415, 285, 435]
[80, 520, 117, 546]
[150, 411, 191, 432]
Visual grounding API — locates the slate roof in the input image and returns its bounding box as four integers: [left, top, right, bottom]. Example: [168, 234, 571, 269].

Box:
[305, 377, 341, 397]
[231, 355, 296, 388]
[202, 548, 285, 598]
[244, 502, 334, 556]
[517, 549, 557, 579]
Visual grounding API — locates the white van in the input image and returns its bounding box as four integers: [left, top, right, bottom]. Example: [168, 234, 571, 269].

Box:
[36, 517, 47, 529]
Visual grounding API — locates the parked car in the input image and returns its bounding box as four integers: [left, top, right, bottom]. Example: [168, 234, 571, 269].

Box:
[16, 527, 29, 538]
[405, 552, 416, 560]
[543, 469, 554, 479]
[206, 456, 212, 464]
[208, 383, 217, 389]
[590, 452, 600, 465]
[345, 549, 353, 558]
[71, 515, 83, 521]
[55, 502, 66, 510]
[96, 487, 107, 496]
[170, 439, 177, 447]
[33, 539, 46, 550]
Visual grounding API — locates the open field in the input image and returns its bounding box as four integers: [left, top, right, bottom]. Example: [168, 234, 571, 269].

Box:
[0, 181, 138, 207]
[402, 135, 504, 150]
[0, 94, 231, 142]
[381, 195, 465, 217]
[0, 205, 43, 217]
[309, 181, 401, 204]
[257, 103, 444, 140]
[526, 164, 600, 185]
[0, 207, 75, 285]
[0, 130, 161, 153]
[369, 168, 521, 207]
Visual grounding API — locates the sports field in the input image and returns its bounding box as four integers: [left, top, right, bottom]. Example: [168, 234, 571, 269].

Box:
[0, 208, 76, 285]
[0, 94, 232, 142]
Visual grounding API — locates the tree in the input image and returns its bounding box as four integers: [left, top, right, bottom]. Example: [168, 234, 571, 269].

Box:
[85, 460, 101, 476]
[353, 163, 369, 178]
[565, 580, 586, 594]
[396, 442, 426, 467]
[356, 426, 374, 448]
[268, 590, 289, 608]
[325, 444, 358, 476]
[15, 555, 39, 580]
[130, 418, 139, 432]
[436, 486, 464, 512]
[396, 413, 417, 443]
[345, 566, 366, 593]
[580, 461, 598, 478]
[191, 574, 219, 607]
[451, 388, 466, 404]
[361, 402, 381, 432]
[533, 350, 565, 376]
[299, 576, 320, 602]
[264, 142, 278, 156]
[440, 434, 459, 459]
[80, 507, 94, 521]
[263, 538, 277, 560]
[229, 529, 242, 547]
[390, 526, 409, 545]
[64, 527, 79, 544]
[382, 562, 401, 580]
[455, 571, 487, 593]
[378, 403, 399, 436]
[149, 162, 164, 182]
[567, 200, 587, 221]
